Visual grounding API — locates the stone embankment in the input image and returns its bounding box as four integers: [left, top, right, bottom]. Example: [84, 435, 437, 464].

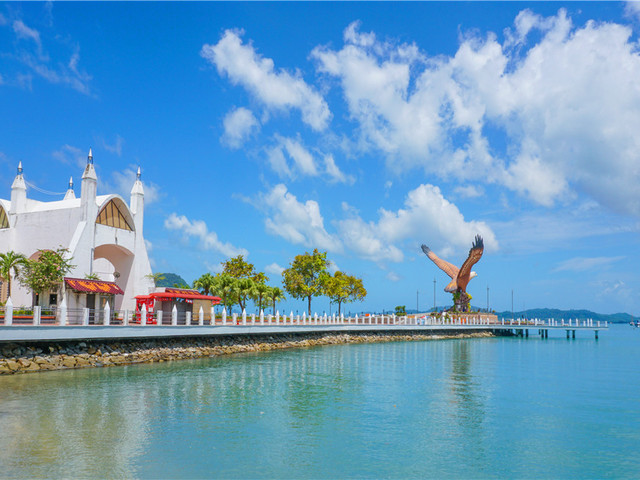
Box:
[0, 330, 496, 375]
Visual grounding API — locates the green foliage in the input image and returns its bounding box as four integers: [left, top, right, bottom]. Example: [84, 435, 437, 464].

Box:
[84, 273, 100, 280]
[251, 282, 271, 313]
[395, 305, 406, 316]
[193, 272, 216, 294]
[145, 272, 166, 286]
[19, 248, 74, 299]
[222, 255, 255, 279]
[282, 249, 329, 314]
[268, 286, 286, 315]
[234, 277, 257, 312]
[0, 251, 27, 297]
[324, 270, 367, 316]
[208, 273, 238, 313]
[155, 273, 187, 288]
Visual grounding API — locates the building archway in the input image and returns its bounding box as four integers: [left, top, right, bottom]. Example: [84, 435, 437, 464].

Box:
[93, 244, 134, 309]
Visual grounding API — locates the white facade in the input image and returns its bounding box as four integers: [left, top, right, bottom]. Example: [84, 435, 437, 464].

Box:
[0, 150, 154, 310]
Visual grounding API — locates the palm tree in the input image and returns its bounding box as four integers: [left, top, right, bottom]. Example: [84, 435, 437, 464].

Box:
[145, 272, 166, 286]
[252, 282, 270, 313]
[269, 287, 286, 315]
[193, 273, 215, 295]
[234, 278, 257, 312]
[209, 274, 238, 313]
[0, 251, 27, 299]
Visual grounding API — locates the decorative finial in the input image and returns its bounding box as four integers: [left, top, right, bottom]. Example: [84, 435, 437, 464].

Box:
[17, 161, 23, 175]
[136, 166, 141, 180]
[68, 176, 73, 189]
[88, 148, 93, 165]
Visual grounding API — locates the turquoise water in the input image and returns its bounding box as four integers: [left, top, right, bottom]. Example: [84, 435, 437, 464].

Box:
[0, 325, 638, 479]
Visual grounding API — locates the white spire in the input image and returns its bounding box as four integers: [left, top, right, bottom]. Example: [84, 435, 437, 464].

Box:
[17, 161, 23, 175]
[11, 162, 25, 190]
[64, 176, 75, 200]
[130, 166, 144, 197]
[10, 161, 27, 213]
[88, 148, 93, 164]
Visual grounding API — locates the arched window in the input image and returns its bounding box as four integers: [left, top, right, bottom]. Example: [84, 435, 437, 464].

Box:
[96, 199, 134, 231]
[0, 205, 9, 229]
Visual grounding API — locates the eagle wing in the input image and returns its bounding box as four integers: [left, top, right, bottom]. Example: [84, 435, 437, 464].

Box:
[421, 244, 459, 280]
[457, 235, 484, 291]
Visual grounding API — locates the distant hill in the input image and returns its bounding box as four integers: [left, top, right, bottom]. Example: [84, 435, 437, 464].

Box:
[402, 306, 634, 324]
[156, 273, 190, 288]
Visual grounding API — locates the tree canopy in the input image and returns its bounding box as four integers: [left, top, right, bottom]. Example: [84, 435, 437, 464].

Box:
[282, 248, 329, 314]
[324, 271, 367, 316]
[0, 251, 27, 298]
[19, 248, 74, 300]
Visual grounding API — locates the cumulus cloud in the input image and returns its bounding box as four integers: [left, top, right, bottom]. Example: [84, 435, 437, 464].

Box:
[259, 184, 342, 252]
[337, 183, 497, 263]
[265, 262, 285, 276]
[164, 213, 248, 257]
[201, 29, 331, 131]
[221, 107, 259, 148]
[313, 14, 640, 216]
[454, 185, 484, 199]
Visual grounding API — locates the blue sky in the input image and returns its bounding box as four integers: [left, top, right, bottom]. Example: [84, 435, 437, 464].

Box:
[1, 2, 639, 316]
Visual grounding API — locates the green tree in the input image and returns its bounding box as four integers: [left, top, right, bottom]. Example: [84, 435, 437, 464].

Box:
[234, 277, 257, 312]
[282, 249, 329, 314]
[222, 255, 255, 279]
[324, 271, 367, 316]
[268, 286, 286, 315]
[209, 273, 238, 313]
[84, 273, 100, 281]
[145, 272, 166, 286]
[19, 248, 74, 304]
[395, 305, 406, 316]
[0, 251, 27, 298]
[252, 282, 271, 313]
[193, 272, 216, 294]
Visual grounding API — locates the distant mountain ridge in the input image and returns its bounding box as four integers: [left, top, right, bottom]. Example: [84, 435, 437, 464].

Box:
[404, 307, 633, 324]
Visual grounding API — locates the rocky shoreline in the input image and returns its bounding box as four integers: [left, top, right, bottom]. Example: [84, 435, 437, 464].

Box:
[0, 330, 497, 375]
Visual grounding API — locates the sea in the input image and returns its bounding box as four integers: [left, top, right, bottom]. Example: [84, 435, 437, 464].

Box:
[0, 324, 638, 479]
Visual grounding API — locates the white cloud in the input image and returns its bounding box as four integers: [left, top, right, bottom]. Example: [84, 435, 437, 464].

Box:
[624, 1, 640, 21]
[201, 29, 331, 131]
[280, 136, 317, 176]
[110, 167, 161, 205]
[13, 20, 42, 52]
[454, 185, 484, 199]
[338, 183, 497, 263]
[313, 14, 640, 216]
[103, 135, 124, 156]
[324, 154, 354, 184]
[265, 262, 285, 276]
[259, 184, 342, 252]
[164, 213, 248, 258]
[221, 107, 259, 148]
[53, 144, 85, 168]
[554, 256, 625, 273]
[387, 271, 401, 282]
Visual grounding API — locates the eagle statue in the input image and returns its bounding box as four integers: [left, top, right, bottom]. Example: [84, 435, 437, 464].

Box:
[421, 235, 484, 312]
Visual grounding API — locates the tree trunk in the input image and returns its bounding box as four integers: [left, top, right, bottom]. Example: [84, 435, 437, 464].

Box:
[338, 301, 342, 316]
[307, 296, 312, 315]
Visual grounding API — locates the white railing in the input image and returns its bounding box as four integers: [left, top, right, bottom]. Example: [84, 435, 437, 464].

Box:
[0, 304, 606, 329]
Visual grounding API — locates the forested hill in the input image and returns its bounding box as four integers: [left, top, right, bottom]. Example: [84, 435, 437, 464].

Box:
[156, 273, 189, 288]
[491, 308, 634, 324]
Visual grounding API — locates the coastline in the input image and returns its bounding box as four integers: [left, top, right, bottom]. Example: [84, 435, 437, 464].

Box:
[0, 330, 498, 375]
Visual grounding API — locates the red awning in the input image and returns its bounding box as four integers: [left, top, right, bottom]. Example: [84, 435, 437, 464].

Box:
[135, 291, 221, 303]
[64, 277, 124, 295]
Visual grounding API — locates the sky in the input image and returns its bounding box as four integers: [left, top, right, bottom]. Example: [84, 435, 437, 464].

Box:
[1, 2, 639, 316]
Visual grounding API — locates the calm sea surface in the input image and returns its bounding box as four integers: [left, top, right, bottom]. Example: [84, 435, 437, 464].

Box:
[0, 324, 638, 479]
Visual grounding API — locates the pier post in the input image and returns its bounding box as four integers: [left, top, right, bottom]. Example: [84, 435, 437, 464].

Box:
[4, 297, 13, 326]
[242, 309, 247, 325]
[232, 313, 237, 325]
[124, 310, 130, 326]
[82, 308, 89, 326]
[268, 314, 272, 325]
[172, 305, 178, 325]
[314, 313, 318, 324]
[156, 310, 163, 326]
[140, 306, 146, 326]
[211, 306, 216, 325]
[260, 309, 264, 325]
[199, 306, 204, 326]
[355, 314, 358, 324]
[104, 302, 110, 326]
[276, 311, 280, 324]
[186, 311, 191, 326]
[58, 298, 67, 326]
[221, 306, 226, 325]
[302, 312, 306, 325]
[34, 306, 41, 326]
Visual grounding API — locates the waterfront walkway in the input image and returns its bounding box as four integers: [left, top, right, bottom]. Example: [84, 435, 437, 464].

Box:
[0, 310, 607, 342]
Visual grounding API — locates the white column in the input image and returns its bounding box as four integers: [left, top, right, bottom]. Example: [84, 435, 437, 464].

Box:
[172, 305, 178, 326]
[242, 309, 247, 325]
[260, 309, 264, 325]
[291, 311, 295, 325]
[5, 297, 13, 326]
[124, 310, 130, 326]
[232, 313, 237, 324]
[186, 311, 191, 326]
[355, 314, 358, 324]
[82, 307, 89, 326]
[251, 313, 255, 325]
[268, 314, 272, 325]
[211, 305, 216, 325]
[296, 314, 300, 324]
[276, 311, 280, 324]
[141, 306, 147, 326]
[104, 302, 111, 326]
[156, 310, 163, 326]
[58, 298, 67, 326]
[222, 307, 227, 325]
[314, 313, 318, 324]
[302, 312, 306, 325]
[34, 306, 41, 326]
[199, 306, 204, 326]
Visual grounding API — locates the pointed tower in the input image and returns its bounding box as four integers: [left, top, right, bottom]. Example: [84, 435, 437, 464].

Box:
[63, 176, 75, 200]
[10, 162, 27, 214]
[130, 166, 144, 231]
[80, 148, 97, 221]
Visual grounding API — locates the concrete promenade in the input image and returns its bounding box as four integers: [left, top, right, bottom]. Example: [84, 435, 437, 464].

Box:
[0, 319, 607, 343]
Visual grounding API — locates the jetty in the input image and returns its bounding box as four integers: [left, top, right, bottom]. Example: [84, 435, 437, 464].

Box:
[0, 307, 607, 343]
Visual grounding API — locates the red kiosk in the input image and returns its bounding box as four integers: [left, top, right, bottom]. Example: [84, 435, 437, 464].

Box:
[134, 288, 221, 324]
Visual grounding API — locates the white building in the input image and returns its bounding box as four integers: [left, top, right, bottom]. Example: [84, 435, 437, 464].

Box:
[0, 149, 154, 311]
